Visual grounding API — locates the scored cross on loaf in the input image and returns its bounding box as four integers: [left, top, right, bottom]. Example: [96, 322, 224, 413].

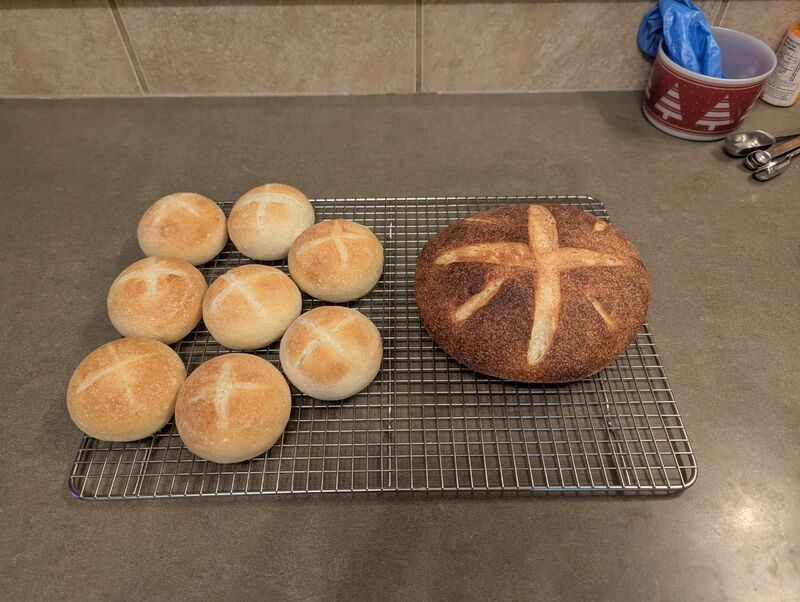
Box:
[414, 204, 649, 383]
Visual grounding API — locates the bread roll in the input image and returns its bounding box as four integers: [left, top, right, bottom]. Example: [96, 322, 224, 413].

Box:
[137, 193, 227, 265]
[107, 256, 207, 344]
[228, 183, 315, 260]
[279, 306, 383, 401]
[175, 354, 291, 464]
[202, 264, 301, 350]
[415, 204, 649, 383]
[67, 337, 186, 441]
[288, 219, 383, 302]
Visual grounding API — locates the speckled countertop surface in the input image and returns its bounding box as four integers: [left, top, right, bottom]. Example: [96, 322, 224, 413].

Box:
[1, 93, 798, 600]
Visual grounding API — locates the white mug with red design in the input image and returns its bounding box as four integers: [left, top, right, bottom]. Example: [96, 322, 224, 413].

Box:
[643, 27, 777, 141]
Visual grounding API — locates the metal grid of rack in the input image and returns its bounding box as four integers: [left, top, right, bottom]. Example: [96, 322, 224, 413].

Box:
[70, 196, 696, 499]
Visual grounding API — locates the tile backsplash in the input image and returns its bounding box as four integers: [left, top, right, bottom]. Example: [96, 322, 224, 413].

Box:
[1, 0, 797, 97]
[0, 0, 140, 96]
[118, 1, 416, 95]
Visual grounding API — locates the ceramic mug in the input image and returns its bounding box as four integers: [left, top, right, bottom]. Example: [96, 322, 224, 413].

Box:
[643, 27, 777, 141]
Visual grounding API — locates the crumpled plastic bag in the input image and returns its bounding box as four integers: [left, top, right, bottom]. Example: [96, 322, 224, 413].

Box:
[638, 0, 724, 77]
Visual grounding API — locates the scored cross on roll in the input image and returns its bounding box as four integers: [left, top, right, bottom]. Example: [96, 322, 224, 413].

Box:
[288, 219, 384, 302]
[228, 183, 315, 260]
[414, 204, 649, 383]
[175, 354, 291, 464]
[279, 306, 383, 401]
[67, 337, 186, 442]
[137, 192, 228, 266]
[107, 256, 207, 344]
[202, 264, 301, 350]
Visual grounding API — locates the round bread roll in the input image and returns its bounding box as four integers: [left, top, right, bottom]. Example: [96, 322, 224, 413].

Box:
[107, 256, 207, 344]
[202, 264, 301, 350]
[288, 219, 383, 302]
[227, 183, 315, 260]
[137, 192, 227, 265]
[175, 354, 291, 464]
[415, 204, 649, 383]
[279, 306, 383, 401]
[67, 337, 186, 441]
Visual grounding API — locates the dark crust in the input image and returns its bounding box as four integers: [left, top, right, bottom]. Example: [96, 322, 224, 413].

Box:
[414, 204, 649, 383]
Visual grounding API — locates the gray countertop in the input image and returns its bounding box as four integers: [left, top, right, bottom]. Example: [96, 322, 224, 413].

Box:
[1, 92, 798, 600]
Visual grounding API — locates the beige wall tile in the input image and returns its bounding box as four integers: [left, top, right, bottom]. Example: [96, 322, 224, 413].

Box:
[422, 1, 722, 93]
[721, 1, 800, 49]
[0, 0, 140, 96]
[118, 0, 416, 95]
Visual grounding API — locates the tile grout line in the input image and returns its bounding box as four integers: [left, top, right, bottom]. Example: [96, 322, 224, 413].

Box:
[714, 0, 731, 26]
[0, 88, 653, 101]
[107, 0, 150, 95]
[415, 0, 422, 93]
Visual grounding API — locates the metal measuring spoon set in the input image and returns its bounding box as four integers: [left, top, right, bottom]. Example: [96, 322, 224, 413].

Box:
[724, 128, 800, 182]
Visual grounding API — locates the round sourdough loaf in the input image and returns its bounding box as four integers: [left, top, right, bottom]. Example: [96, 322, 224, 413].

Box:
[175, 354, 291, 464]
[107, 256, 207, 344]
[279, 306, 382, 401]
[288, 219, 383, 302]
[137, 193, 227, 265]
[414, 204, 649, 383]
[202, 264, 301, 350]
[227, 183, 315, 260]
[67, 337, 186, 441]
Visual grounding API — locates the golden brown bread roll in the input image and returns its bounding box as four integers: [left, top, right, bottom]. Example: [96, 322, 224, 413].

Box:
[288, 219, 383, 302]
[67, 337, 186, 441]
[107, 256, 207, 344]
[175, 354, 291, 464]
[137, 193, 227, 265]
[415, 204, 649, 383]
[202, 264, 301, 350]
[227, 183, 315, 260]
[279, 306, 383, 401]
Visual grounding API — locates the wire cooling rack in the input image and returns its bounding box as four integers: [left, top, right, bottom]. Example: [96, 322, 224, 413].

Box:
[70, 196, 697, 499]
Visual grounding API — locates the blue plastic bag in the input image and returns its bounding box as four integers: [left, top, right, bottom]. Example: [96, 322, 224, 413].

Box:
[638, 0, 724, 77]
